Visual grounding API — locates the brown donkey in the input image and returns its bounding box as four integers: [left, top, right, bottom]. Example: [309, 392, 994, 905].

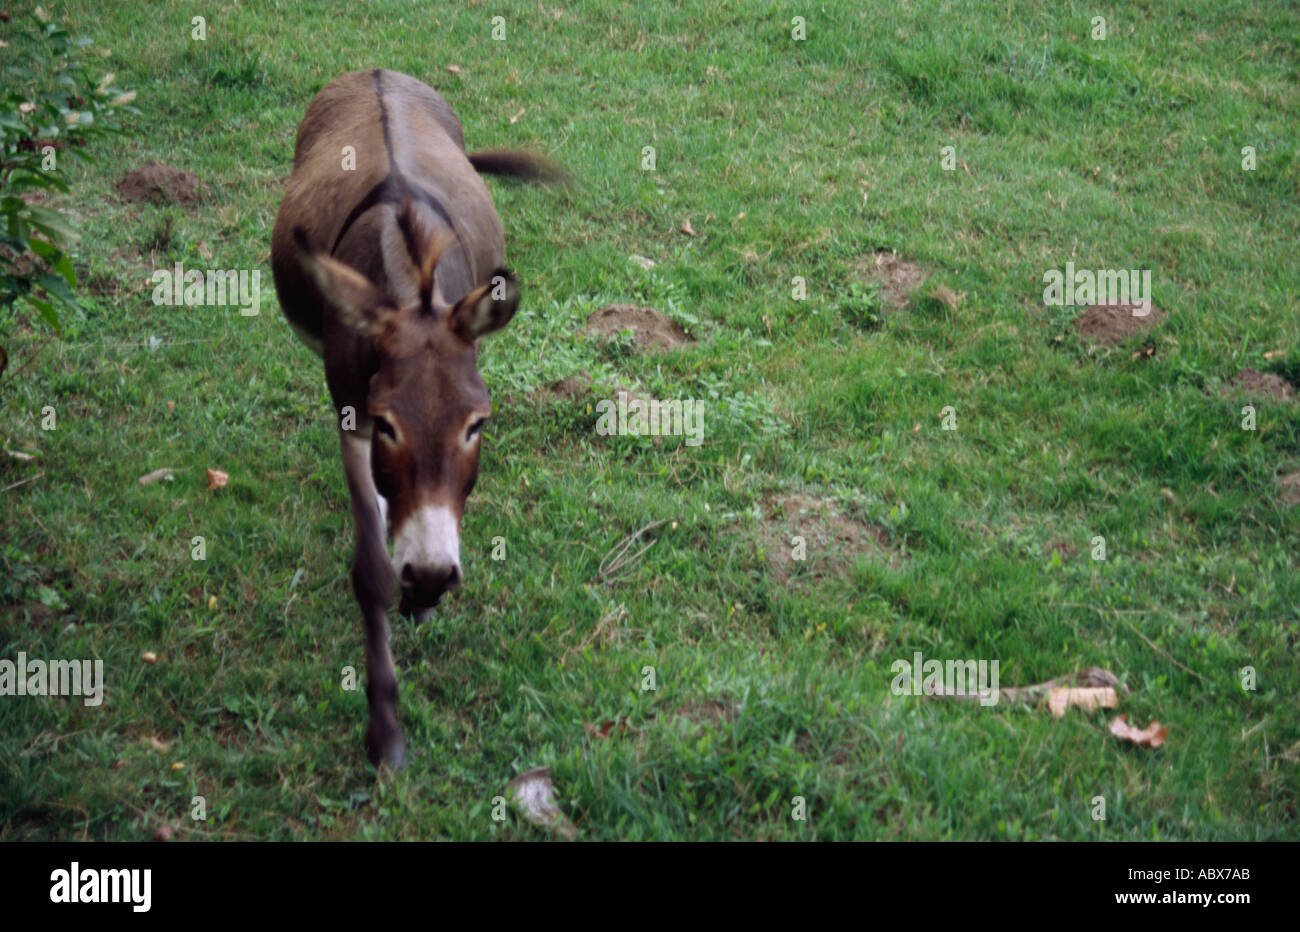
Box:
[271, 70, 555, 768]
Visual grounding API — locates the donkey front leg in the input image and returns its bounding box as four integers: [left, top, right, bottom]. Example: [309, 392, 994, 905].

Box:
[341, 432, 406, 769]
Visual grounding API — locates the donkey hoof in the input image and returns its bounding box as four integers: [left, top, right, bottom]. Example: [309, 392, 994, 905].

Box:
[365, 724, 407, 770]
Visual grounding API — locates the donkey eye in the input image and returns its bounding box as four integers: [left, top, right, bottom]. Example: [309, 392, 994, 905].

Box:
[373, 415, 398, 444]
[466, 417, 488, 441]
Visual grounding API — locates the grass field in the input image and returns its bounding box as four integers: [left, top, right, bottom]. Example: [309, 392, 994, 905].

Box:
[1, 0, 1297, 841]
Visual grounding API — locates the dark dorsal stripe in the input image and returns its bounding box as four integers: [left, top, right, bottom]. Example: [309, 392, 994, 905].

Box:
[329, 70, 462, 265]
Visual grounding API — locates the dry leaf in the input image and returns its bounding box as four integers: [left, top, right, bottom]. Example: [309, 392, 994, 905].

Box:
[206, 468, 229, 490]
[171, 761, 185, 771]
[1048, 686, 1118, 718]
[584, 717, 634, 739]
[679, 219, 696, 236]
[628, 254, 656, 270]
[207, 595, 218, 610]
[509, 107, 525, 124]
[505, 766, 577, 840]
[1109, 714, 1168, 748]
[446, 64, 461, 74]
[165, 400, 175, 411]
[144, 736, 169, 753]
[141, 650, 158, 665]
[5, 448, 36, 461]
[1263, 349, 1285, 360]
[138, 467, 175, 485]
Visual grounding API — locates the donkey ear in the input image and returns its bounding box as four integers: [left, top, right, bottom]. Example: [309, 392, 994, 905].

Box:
[293, 226, 396, 336]
[449, 269, 520, 343]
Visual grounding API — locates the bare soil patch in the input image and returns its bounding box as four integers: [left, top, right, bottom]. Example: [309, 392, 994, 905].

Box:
[1279, 471, 1300, 506]
[1219, 368, 1296, 403]
[1049, 538, 1080, 559]
[115, 161, 202, 205]
[856, 250, 927, 308]
[672, 698, 737, 725]
[755, 492, 902, 583]
[1072, 302, 1164, 344]
[530, 373, 593, 404]
[587, 304, 692, 351]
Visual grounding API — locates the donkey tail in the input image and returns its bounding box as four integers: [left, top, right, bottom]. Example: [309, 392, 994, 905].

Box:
[467, 148, 567, 184]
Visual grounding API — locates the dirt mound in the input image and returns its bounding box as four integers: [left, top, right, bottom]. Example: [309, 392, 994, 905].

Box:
[1072, 302, 1164, 344]
[756, 493, 901, 583]
[115, 161, 201, 205]
[856, 250, 927, 308]
[1220, 368, 1296, 402]
[531, 373, 593, 403]
[587, 304, 692, 351]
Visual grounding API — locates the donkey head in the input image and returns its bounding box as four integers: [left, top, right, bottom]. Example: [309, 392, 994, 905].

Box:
[293, 207, 519, 617]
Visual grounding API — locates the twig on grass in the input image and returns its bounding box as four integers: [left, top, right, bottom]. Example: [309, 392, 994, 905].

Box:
[598, 519, 667, 581]
[1, 470, 44, 493]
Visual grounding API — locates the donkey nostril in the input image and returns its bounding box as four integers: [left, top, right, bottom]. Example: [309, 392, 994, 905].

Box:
[399, 563, 461, 607]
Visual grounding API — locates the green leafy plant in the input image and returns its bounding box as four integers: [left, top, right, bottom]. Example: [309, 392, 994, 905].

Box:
[0, 7, 138, 350]
[837, 279, 886, 331]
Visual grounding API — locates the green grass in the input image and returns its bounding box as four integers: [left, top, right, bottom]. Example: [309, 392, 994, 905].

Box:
[1, 0, 1297, 840]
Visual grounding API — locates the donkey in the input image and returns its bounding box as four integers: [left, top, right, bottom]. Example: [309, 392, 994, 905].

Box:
[271, 69, 555, 768]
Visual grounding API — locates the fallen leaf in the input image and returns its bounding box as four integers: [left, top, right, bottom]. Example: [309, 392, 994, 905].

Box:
[628, 254, 656, 270]
[446, 64, 461, 74]
[1263, 349, 1285, 360]
[112, 759, 126, 770]
[5, 448, 36, 461]
[144, 736, 169, 753]
[505, 766, 577, 840]
[509, 107, 525, 124]
[206, 468, 228, 490]
[141, 650, 158, 665]
[584, 717, 634, 739]
[1048, 686, 1118, 718]
[679, 219, 696, 236]
[1109, 714, 1168, 748]
[165, 400, 175, 411]
[138, 467, 175, 486]
[207, 595, 217, 610]
[171, 761, 185, 771]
